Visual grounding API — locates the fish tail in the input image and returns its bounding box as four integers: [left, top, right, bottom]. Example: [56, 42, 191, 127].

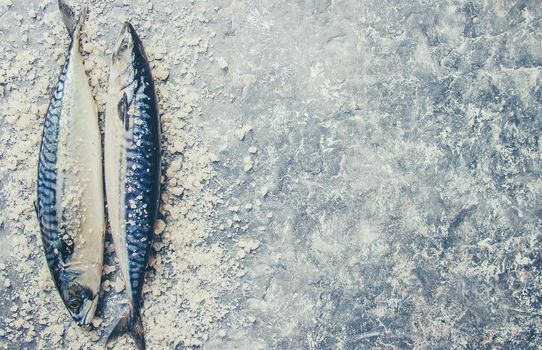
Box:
[58, 0, 88, 37]
[106, 307, 145, 350]
[57, 0, 76, 36]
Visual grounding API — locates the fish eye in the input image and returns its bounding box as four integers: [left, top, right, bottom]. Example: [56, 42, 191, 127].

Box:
[119, 39, 129, 52]
[68, 298, 81, 310]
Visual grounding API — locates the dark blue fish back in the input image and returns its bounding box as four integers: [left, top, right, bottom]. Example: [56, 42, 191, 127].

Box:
[124, 44, 160, 308]
[37, 45, 73, 288]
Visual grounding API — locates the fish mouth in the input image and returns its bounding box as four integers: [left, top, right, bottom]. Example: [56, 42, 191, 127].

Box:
[119, 21, 138, 46]
[122, 21, 137, 40]
[122, 21, 145, 55]
[81, 308, 93, 326]
[72, 295, 98, 326]
[83, 296, 98, 325]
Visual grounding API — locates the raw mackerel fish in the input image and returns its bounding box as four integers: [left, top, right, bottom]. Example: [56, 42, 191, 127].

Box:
[36, 2, 104, 326]
[104, 22, 161, 350]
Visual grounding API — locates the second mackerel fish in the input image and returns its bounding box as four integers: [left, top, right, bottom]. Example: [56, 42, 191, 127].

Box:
[104, 22, 161, 350]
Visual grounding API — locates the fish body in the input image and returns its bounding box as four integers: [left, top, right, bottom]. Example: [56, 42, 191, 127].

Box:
[36, 3, 104, 326]
[105, 22, 160, 349]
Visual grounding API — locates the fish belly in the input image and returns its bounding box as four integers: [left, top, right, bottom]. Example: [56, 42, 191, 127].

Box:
[105, 92, 132, 300]
[55, 47, 104, 273]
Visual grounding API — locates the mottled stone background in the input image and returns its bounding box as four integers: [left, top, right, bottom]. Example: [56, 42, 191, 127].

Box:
[201, 0, 542, 348]
[1, 0, 541, 349]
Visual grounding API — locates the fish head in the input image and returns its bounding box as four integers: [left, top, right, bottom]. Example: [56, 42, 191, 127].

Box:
[60, 278, 98, 326]
[111, 22, 141, 92]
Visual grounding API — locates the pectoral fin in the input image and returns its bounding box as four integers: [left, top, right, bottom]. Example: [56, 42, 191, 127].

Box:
[33, 201, 39, 219]
[118, 92, 130, 131]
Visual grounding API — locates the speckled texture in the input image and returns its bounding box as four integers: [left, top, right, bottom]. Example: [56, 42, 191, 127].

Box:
[1, 0, 541, 349]
[201, 0, 542, 348]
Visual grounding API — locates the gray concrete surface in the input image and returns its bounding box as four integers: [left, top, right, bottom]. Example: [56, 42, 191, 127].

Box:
[201, 1, 542, 348]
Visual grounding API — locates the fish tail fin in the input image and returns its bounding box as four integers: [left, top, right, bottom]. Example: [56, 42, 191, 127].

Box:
[106, 307, 145, 350]
[58, 0, 76, 36]
[58, 0, 88, 37]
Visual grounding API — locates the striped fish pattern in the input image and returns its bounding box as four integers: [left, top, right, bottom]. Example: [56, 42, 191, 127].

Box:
[105, 22, 160, 350]
[36, 3, 104, 326]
